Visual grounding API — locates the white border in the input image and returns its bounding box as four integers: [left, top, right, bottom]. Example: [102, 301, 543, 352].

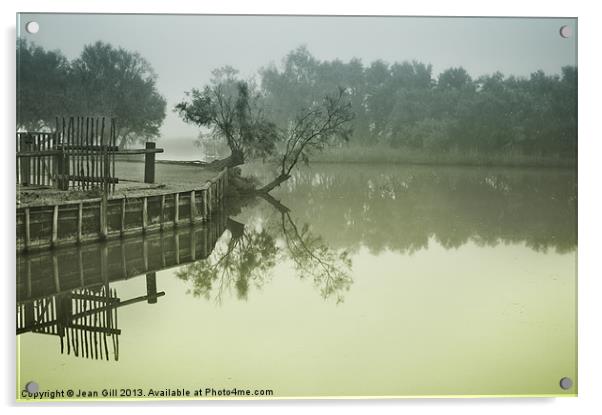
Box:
[2, 1, 601, 414]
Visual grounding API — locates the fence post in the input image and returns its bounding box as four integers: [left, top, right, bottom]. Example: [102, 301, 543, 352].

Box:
[19, 135, 33, 186]
[144, 142, 156, 184]
[56, 149, 69, 190]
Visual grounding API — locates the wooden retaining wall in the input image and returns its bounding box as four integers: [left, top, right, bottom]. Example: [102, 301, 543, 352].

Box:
[16, 168, 229, 252]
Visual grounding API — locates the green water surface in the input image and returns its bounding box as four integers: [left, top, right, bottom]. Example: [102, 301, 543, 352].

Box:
[17, 164, 577, 399]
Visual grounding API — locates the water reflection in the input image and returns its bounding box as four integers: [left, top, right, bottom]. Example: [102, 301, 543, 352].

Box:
[16, 165, 577, 397]
[176, 201, 353, 304]
[176, 218, 277, 303]
[16, 215, 228, 359]
[17, 165, 577, 360]
[244, 164, 577, 254]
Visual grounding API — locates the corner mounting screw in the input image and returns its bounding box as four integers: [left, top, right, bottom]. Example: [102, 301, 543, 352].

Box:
[25, 381, 39, 393]
[559, 377, 573, 390]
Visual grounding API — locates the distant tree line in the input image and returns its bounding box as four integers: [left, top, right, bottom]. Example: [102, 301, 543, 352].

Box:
[17, 39, 166, 148]
[260, 46, 577, 158]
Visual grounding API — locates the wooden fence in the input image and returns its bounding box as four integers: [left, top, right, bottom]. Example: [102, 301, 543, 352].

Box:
[16, 117, 163, 191]
[16, 285, 123, 361]
[16, 132, 56, 187]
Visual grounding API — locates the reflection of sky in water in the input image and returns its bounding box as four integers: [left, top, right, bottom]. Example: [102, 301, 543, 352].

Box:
[17, 165, 577, 398]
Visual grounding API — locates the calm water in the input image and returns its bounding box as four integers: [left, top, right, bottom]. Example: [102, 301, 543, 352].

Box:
[17, 163, 577, 398]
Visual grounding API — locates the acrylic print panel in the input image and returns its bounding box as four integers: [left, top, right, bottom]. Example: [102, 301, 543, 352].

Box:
[16, 14, 577, 400]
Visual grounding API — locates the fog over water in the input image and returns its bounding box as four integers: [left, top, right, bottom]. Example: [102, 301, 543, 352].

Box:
[19, 14, 577, 140]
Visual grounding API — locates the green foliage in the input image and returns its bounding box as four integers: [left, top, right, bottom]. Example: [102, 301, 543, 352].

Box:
[17, 40, 167, 147]
[17, 39, 71, 130]
[260, 47, 577, 160]
[71, 41, 167, 147]
[177, 64, 355, 183]
[278, 87, 354, 176]
[175, 67, 279, 164]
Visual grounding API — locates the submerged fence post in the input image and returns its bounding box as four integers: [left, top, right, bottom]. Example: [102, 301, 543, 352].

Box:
[100, 195, 108, 239]
[146, 272, 157, 304]
[144, 142, 156, 184]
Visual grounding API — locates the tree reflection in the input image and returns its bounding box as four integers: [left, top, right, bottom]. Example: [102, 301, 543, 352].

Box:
[241, 164, 577, 255]
[280, 210, 352, 304]
[176, 218, 277, 303]
[175, 197, 352, 304]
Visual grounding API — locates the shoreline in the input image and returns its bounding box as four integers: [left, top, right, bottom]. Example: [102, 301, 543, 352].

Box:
[308, 147, 577, 169]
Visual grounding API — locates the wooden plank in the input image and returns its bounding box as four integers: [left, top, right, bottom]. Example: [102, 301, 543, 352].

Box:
[76, 117, 81, 189]
[19, 135, 32, 185]
[142, 197, 148, 232]
[85, 117, 90, 190]
[91, 118, 96, 181]
[120, 198, 126, 235]
[143, 239, 148, 271]
[190, 190, 196, 223]
[144, 142, 156, 183]
[115, 148, 164, 155]
[202, 189, 208, 221]
[68, 325, 121, 335]
[174, 193, 179, 225]
[26, 259, 32, 298]
[121, 240, 127, 277]
[190, 229, 196, 261]
[24, 207, 30, 251]
[40, 134, 46, 186]
[77, 202, 83, 242]
[55, 175, 118, 184]
[100, 245, 108, 282]
[68, 117, 73, 188]
[99, 197, 108, 239]
[207, 184, 213, 216]
[16, 133, 20, 184]
[146, 273, 158, 304]
[52, 255, 60, 292]
[78, 249, 84, 286]
[36, 134, 41, 185]
[51, 205, 59, 245]
[160, 232, 166, 267]
[112, 118, 116, 193]
[160, 194, 165, 230]
[100, 117, 106, 191]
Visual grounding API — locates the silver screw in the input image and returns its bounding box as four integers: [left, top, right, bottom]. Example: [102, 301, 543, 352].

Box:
[559, 377, 573, 390]
[25, 21, 39, 34]
[559, 25, 572, 39]
[25, 381, 39, 394]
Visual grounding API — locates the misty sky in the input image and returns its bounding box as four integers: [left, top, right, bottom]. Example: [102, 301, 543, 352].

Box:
[18, 14, 577, 138]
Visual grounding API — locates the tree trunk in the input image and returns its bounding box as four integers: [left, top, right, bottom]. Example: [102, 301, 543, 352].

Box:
[257, 192, 291, 213]
[204, 149, 244, 171]
[256, 173, 291, 194]
[226, 218, 245, 239]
